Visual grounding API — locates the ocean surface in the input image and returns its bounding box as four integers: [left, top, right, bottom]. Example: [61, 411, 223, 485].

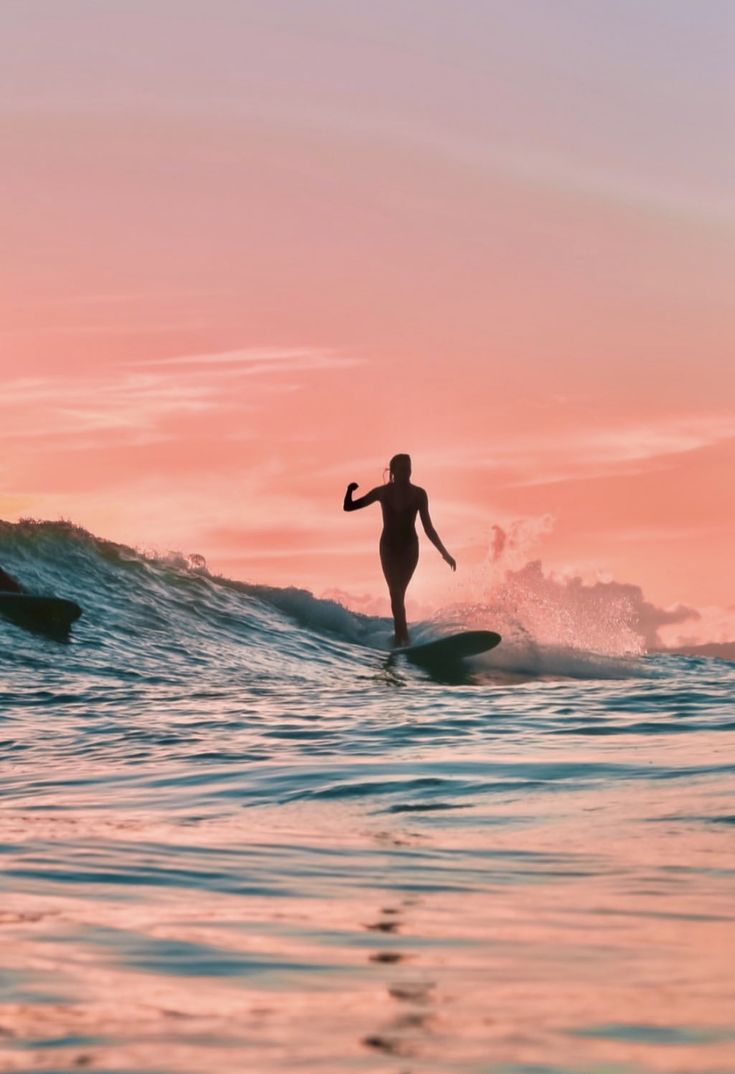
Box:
[1, 520, 734, 1074]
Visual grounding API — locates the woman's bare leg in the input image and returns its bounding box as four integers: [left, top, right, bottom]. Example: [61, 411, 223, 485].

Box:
[389, 586, 409, 646]
[380, 539, 419, 647]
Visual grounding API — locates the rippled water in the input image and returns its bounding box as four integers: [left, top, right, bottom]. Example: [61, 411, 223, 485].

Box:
[1, 522, 734, 1073]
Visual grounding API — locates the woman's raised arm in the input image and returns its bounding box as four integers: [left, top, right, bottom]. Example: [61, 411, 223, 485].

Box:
[343, 483, 382, 512]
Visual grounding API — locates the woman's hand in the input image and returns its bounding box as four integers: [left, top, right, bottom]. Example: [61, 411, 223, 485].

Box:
[443, 552, 457, 571]
[347, 482, 359, 493]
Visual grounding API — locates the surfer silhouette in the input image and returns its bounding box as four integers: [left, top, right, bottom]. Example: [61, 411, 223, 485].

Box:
[343, 453, 456, 647]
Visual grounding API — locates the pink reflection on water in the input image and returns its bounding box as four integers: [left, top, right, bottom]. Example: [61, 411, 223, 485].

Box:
[1, 737, 734, 1071]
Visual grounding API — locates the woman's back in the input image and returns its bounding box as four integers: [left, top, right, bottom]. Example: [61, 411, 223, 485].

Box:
[379, 483, 422, 544]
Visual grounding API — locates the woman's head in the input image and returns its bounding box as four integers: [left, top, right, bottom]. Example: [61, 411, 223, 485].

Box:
[388, 453, 412, 483]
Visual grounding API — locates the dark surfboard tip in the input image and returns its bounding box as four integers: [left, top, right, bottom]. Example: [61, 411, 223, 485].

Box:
[0, 593, 83, 636]
[396, 629, 501, 665]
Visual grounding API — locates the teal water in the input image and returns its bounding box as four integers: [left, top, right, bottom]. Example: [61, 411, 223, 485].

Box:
[1, 521, 734, 1073]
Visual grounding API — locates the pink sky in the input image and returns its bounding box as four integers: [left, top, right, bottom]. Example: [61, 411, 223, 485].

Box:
[2, 3, 733, 642]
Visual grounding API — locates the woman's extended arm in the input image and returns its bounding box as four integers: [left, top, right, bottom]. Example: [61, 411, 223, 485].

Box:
[418, 490, 456, 570]
[343, 482, 382, 512]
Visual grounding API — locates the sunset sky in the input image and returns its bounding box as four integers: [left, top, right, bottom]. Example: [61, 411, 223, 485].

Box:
[2, 2, 733, 641]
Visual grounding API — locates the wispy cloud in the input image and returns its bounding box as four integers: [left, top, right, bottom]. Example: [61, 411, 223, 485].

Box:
[244, 100, 735, 232]
[481, 415, 735, 486]
[40, 289, 232, 307]
[0, 347, 358, 443]
[324, 415, 735, 490]
[0, 374, 218, 440]
[23, 321, 208, 336]
[135, 347, 359, 372]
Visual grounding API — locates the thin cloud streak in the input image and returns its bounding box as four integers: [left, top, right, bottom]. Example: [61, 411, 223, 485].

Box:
[0, 347, 357, 442]
[0, 375, 220, 439]
[136, 347, 359, 371]
[40, 289, 233, 307]
[326, 416, 735, 490]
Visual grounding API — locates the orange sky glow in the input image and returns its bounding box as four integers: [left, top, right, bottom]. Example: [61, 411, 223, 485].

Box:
[1, 3, 733, 644]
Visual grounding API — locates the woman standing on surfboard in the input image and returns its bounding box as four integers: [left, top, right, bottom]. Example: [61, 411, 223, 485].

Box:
[343, 454, 456, 647]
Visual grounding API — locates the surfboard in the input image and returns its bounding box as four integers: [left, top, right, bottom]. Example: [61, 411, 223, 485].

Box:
[0, 593, 83, 634]
[395, 630, 501, 667]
